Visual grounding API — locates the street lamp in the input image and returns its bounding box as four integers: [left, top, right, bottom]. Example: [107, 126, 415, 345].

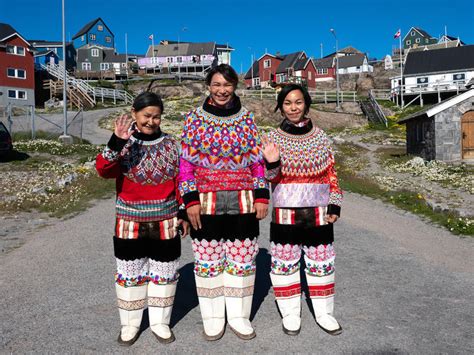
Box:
[330, 28, 340, 110]
[60, 0, 72, 144]
[248, 47, 254, 89]
[178, 27, 187, 83]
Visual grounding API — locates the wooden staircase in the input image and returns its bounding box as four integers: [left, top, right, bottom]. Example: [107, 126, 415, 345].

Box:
[44, 80, 95, 109]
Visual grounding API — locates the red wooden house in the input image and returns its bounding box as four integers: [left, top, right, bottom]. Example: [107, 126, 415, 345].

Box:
[0, 23, 35, 107]
[244, 51, 317, 89]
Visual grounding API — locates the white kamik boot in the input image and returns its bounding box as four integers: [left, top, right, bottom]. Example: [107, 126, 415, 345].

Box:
[270, 272, 302, 335]
[195, 273, 226, 341]
[148, 281, 177, 343]
[115, 284, 147, 346]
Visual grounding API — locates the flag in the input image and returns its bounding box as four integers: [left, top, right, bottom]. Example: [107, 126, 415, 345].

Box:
[393, 29, 401, 39]
[148, 34, 154, 40]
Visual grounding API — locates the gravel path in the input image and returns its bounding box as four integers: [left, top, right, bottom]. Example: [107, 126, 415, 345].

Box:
[1, 193, 473, 354]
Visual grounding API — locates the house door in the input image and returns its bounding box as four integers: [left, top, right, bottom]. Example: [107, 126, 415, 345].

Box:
[461, 111, 474, 159]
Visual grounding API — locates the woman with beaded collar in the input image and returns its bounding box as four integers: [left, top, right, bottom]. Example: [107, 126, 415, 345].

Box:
[178, 64, 269, 340]
[261, 84, 343, 336]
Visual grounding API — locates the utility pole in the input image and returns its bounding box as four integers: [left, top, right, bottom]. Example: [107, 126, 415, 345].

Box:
[60, 0, 72, 144]
[330, 29, 340, 110]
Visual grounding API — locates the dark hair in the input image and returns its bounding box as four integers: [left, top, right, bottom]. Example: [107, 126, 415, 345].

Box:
[205, 64, 239, 88]
[274, 84, 312, 115]
[132, 91, 164, 113]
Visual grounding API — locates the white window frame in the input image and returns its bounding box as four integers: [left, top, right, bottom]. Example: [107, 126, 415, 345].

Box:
[415, 38, 420, 43]
[252, 77, 260, 86]
[121, 63, 127, 68]
[90, 34, 96, 41]
[6, 45, 25, 56]
[411, 31, 415, 36]
[97, 25, 103, 31]
[177, 56, 183, 63]
[105, 36, 111, 43]
[167, 57, 173, 63]
[81, 35, 85, 41]
[100, 63, 110, 70]
[453, 73, 465, 83]
[317, 68, 328, 75]
[308, 71, 312, 80]
[7, 89, 27, 100]
[82, 62, 91, 71]
[263, 59, 271, 68]
[7, 68, 26, 79]
[406, 40, 411, 45]
[91, 48, 99, 57]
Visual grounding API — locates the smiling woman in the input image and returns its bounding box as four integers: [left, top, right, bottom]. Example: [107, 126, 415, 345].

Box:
[178, 64, 269, 341]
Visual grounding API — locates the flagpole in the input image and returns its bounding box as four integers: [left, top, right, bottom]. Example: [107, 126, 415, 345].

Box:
[399, 32, 404, 109]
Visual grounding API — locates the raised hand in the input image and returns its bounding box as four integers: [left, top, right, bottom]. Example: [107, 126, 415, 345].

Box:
[260, 134, 280, 163]
[114, 114, 135, 140]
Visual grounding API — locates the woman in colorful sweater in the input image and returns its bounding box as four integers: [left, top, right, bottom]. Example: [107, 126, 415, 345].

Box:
[96, 92, 188, 346]
[179, 64, 269, 340]
[262, 84, 343, 336]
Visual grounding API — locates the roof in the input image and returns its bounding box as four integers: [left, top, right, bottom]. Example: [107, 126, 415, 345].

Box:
[0, 23, 31, 45]
[147, 41, 215, 57]
[216, 43, 234, 50]
[313, 57, 334, 68]
[399, 89, 474, 123]
[323, 46, 362, 58]
[34, 49, 58, 57]
[73, 18, 114, 40]
[409, 40, 461, 52]
[403, 45, 474, 76]
[404, 27, 436, 40]
[244, 60, 260, 79]
[29, 39, 73, 47]
[294, 58, 309, 71]
[276, 51, 305, 74]
[337, 53, 366, 68]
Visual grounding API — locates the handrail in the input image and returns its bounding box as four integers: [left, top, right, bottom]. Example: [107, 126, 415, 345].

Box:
[368, 90, 388, 127]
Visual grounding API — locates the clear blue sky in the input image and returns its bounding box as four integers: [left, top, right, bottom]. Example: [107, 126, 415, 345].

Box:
[1, 0, 473, 73]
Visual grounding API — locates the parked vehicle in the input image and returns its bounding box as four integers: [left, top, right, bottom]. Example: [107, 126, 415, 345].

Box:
[0, 122, 13, 158]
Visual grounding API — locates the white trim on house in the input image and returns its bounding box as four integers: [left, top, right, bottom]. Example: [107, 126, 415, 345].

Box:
[263, 59, 271, 68]
[6, 44, 26, 56]
[425, 89, 474, 118]
[6, 68, 26, 79]
[7, 89, 27, 100]
[100, 63, 110, 70]
[82, 62, 91, 70]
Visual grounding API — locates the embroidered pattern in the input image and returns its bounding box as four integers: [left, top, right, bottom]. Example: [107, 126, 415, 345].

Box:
[181, 107, 262, 170]
[303, 243, 335, 262]
[265, 165, 281, 181]
[273, 283, 301, 299]
[116, 197, 178, 222]
[270, 242, 302, 261]
[271, 257, 300, 275]
[224, 285, 254, 298]
[308, 283, 335, 298]
[304, 254, 335, 277]
[148, 296, 175, 307]
[253, 176, 269, 190]
[194, 259, 225, 278]
[115, 217, 179, 239]
[102, 146, 119, 161]
[196, 286, 225, 298]
[121, 135, 179, 185]
[192, 238, 226, 262]
[224, 238, 258, 264]
[116, 258, 148, 287]
[149, 260, 179, 285]
[194, 167, 254, 193]
[224, 259, 256, 277]
[117, 298, 146, 311]
[178, 179, 197, 195]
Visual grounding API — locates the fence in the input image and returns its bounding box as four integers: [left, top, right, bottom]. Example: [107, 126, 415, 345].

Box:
[0, 103, 84, 141]
[238, 89, 358, 103]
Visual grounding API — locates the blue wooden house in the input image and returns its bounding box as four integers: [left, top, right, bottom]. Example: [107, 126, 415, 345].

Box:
[30, 40, 76, 69]
[72, 18, 114, 49]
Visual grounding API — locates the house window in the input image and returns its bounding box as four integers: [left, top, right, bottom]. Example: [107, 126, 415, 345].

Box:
[7, 89, 27, 100]
[263, 59, 271, 68]
[100, 63, 110, 70]
[277, 74, 286, 83]
[167, 57, 173, 63]
[252, 77, 260, 86]
[425, 38, 429, 43]
[81, 35, 85, 41]
[453, 73, 465, 83]
[177, 57, 183, 63]
[91, 48, 99, 57]
[90, 34, 96, 40]
[417, 77, 429, 87]
[317, 68, 328, 75]
[411, 31, 415, 36]
[415, 38, 420, 43]
[7, 68, 26, 79]
[6, 45, 25, 56]
[97, 25, 103, 31]
[105, 36, 111, 43]
[82, 62, 91, 70]
[121, 63, 127, 68]
[406, 40, 411, 45]
[308, 71, 312, 80]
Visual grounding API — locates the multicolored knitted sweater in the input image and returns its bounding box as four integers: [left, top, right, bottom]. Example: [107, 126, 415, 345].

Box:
[96, 129, 181, 222]
[265, 119, 342, 223]
[178, 96, 269, 210]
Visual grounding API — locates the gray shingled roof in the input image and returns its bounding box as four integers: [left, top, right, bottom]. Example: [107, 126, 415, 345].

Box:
[276, 52, 304, 74]
[313, 57, 334, 68]
[0, 23, 17, 41]
[404, 45, 474, 76]
[148, 42, 215, 57]
[337, 54, 365, 68]
[414, 27, 435, 39]
[244, 60, 260, 79]
[294, 58, 309, 71]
